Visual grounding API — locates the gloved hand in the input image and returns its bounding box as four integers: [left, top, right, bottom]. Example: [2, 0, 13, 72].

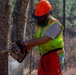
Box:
[16, 40, 31, 63]
[16, 40, 31, 54]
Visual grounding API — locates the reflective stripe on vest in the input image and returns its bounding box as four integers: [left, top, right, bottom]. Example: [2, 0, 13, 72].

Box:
[35, 17, 64, 55]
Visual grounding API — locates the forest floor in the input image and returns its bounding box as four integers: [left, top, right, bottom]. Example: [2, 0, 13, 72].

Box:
[62, 67, 76, 75]
[23, 67, 76, 75]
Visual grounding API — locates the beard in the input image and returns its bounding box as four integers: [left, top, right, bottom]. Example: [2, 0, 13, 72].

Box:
[36, 15, 49, 27]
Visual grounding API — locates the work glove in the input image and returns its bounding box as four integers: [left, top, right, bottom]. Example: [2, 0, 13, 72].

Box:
[16, 40, 31, 54]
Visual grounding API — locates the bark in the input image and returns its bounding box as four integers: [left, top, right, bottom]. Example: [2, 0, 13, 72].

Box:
[10, 0, 30, 75]
[0, 0, 11, 75]
[11, 0, 30, 42]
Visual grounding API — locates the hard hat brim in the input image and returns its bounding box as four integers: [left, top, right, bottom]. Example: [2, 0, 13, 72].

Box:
[32, 12, 47, 19]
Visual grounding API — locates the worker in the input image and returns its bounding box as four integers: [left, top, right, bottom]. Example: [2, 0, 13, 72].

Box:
[16, 0, 64, 75]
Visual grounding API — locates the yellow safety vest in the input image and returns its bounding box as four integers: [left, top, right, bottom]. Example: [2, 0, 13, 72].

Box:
[35, 17, 64, 56]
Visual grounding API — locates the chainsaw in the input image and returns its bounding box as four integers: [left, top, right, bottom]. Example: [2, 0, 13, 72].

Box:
[0, 40, 29, 63]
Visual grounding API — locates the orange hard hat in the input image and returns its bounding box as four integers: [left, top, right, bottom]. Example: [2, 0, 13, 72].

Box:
[34, 0, 52, 17]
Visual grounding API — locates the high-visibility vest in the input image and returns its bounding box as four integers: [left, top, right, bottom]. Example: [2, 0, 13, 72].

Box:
[35, 17, 64, 55]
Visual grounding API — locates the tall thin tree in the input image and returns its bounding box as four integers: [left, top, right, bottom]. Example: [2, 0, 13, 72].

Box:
[11, 0, 30, 42]
[10, 0, 30, 75]
[63, 0, 66, 36]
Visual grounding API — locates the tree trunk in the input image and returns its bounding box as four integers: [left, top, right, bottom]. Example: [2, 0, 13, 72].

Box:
[10, 0, 30, 75]
[11, 0, 30, 42]
[0, 0, 11, 75]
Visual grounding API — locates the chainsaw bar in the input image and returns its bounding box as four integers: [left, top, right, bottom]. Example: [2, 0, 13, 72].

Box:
[0, 48, 27, 63]
[0, 49, 18, 59]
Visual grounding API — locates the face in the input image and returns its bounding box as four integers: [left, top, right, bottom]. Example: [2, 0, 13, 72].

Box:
[35, 14, 49, 27]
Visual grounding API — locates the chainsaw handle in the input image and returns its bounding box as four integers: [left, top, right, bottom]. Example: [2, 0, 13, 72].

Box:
[17, 52, 29, 63]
